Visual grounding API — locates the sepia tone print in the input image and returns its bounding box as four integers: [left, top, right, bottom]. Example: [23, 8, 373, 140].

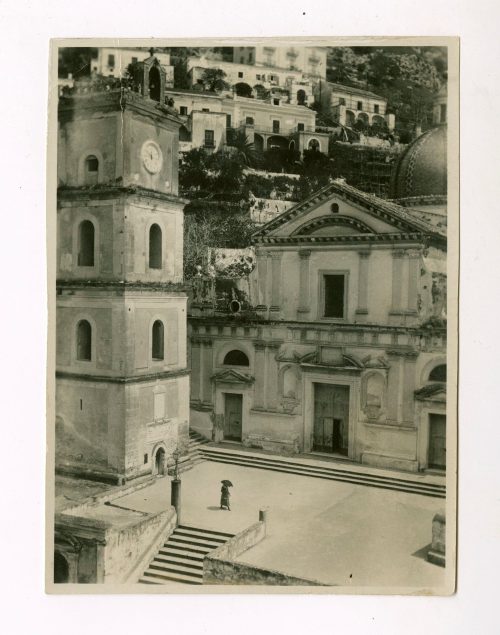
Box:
[48, 38, 457, 593]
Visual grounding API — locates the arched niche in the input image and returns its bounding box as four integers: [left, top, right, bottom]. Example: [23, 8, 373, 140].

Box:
[279, 364, 301, 400]
[361, 370, 387, 420]
[77, 149, 104, 185]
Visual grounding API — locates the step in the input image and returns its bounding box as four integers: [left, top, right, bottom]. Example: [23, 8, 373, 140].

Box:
[203, 453, 445, 496]
[200, 448, 445, 492]
[178, 524, 234, 539]
[142, 570, 202, 585]
[174, 529, 227, 544]
[149, 562, 204, 579]
[202, 455, 445, 498]
[153, 554, 204, 570]
[168, 536, 222, 550]
[158, 547, 205, 561]
[162, 542, 212, 555]
[138, 576, 164, 584]
[200, 447, 445, 490]
[202, 447, 445, 490]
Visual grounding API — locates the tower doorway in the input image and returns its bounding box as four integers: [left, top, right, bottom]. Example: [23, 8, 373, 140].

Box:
[313, 383, 350, 455]
[154, 446, 166, 475]
[428, 414, 446, 470]
[223, 393, 243, 442]
[54, 551, 69, 583]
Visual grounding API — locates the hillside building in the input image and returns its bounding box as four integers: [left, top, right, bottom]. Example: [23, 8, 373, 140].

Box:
[187, 56, 315, 106]
[233, 45, 327, 79]
[315, 80, 395, 131]
[166, 88, 330, 155]
[91, 47, 174, 86]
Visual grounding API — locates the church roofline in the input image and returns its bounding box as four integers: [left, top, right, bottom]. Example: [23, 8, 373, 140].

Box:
[252, 179, 447, 242]
[254, 232, 441, 247]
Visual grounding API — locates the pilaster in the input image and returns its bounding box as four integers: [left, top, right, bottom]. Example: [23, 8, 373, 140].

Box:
[297, 249, 311, 317]
[190, 338, 201, 402]
[407, 249, 420, 312]
[391, 249, 405, 312]
[269, 252, 282, 313]
[355, 250, 371, 318]
[257, 252, 268, 308]
[200, 339, 213, 405]
[253, 340, 267, 410]
[266, 342, 281, 411]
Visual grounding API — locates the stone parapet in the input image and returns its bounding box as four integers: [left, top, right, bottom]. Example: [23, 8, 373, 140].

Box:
[203, 514, 327, 586]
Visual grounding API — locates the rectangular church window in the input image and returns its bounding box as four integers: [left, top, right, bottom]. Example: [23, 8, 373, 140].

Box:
[323, 274, 346, 319]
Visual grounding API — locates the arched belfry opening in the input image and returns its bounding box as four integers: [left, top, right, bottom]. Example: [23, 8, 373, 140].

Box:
[149, 65, 161, 102]
[130, 52, 166, 104]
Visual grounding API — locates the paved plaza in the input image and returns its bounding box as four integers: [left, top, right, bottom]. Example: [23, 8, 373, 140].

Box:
[115, 460, 445, 588]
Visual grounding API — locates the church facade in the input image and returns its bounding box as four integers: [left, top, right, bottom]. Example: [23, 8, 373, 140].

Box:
[188, 178, 447, 473]
[55, 56, 190, 484]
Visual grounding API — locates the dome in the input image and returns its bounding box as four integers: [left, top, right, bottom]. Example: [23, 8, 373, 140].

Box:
[390, 125, 447, 199]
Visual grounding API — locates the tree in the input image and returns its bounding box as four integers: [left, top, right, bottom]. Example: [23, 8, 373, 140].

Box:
[58, 47, 96, 78]
[208, 151, 246, 199]
[179, 148, 212, 192]
[201, 68, 229, 92]
[262, 147, 301, 174]
[184, 211, 256, 278]
[327, 47, 369, 86]
[226, 130, 261, 167]
[173, 57, 191, 89]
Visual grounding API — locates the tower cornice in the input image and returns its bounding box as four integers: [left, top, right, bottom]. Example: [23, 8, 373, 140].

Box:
[57, 184, 189, 206]
[58, 88, 183, 129]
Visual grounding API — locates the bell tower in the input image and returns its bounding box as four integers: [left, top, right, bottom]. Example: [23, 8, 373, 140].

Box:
[56, 57, 189, 483]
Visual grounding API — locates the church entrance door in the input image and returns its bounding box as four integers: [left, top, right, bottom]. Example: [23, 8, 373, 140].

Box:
[223, 393, 243, 442]
[54, 551, 69, 583]
[428, 414, 446, 470]
[313, 383, 349, 455]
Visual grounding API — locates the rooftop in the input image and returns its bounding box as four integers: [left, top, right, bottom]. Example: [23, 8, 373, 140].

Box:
[328, 82, 386, 101]
[165, 87, 223, 98]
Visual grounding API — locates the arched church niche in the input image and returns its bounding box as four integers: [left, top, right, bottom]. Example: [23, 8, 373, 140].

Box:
[361, 371, 386, 420]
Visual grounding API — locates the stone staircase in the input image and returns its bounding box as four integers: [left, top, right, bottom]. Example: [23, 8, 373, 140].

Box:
[199, 446, 446, 499]
[139, 525, 234, 585]
[168, 430, 211, 475]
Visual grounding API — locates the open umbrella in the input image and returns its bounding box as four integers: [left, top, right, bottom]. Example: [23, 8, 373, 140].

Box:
[221, 480, 233, 487]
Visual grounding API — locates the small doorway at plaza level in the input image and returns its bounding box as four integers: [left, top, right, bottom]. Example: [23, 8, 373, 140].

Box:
[428, 413, 446, 471]
[313, 383, 350, 456]
[223, 393, 242, 442]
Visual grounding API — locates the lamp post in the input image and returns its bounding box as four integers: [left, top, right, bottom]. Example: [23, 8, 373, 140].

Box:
[170, 447, 182, 526]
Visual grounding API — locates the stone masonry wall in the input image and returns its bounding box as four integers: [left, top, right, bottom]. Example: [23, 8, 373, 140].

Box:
[204, 520, 327, 586]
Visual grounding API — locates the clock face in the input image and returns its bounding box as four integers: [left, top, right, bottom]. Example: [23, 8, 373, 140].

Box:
[141, 141, 163, 174]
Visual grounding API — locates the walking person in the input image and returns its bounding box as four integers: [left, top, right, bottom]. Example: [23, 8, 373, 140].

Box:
[220, 480, 233, 511]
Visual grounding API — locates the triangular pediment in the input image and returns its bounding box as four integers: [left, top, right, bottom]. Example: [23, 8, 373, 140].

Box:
[211, 369, 254, 384]
[253, 179, 445, 245]
[414, 383, 446, 402]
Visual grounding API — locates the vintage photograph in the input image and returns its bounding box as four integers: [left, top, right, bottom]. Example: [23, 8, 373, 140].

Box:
[49, 38, 457, 592]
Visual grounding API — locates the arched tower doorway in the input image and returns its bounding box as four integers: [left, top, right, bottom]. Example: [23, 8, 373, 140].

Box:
[154, 446, 166, 475]
[54, 551, 69, 583]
